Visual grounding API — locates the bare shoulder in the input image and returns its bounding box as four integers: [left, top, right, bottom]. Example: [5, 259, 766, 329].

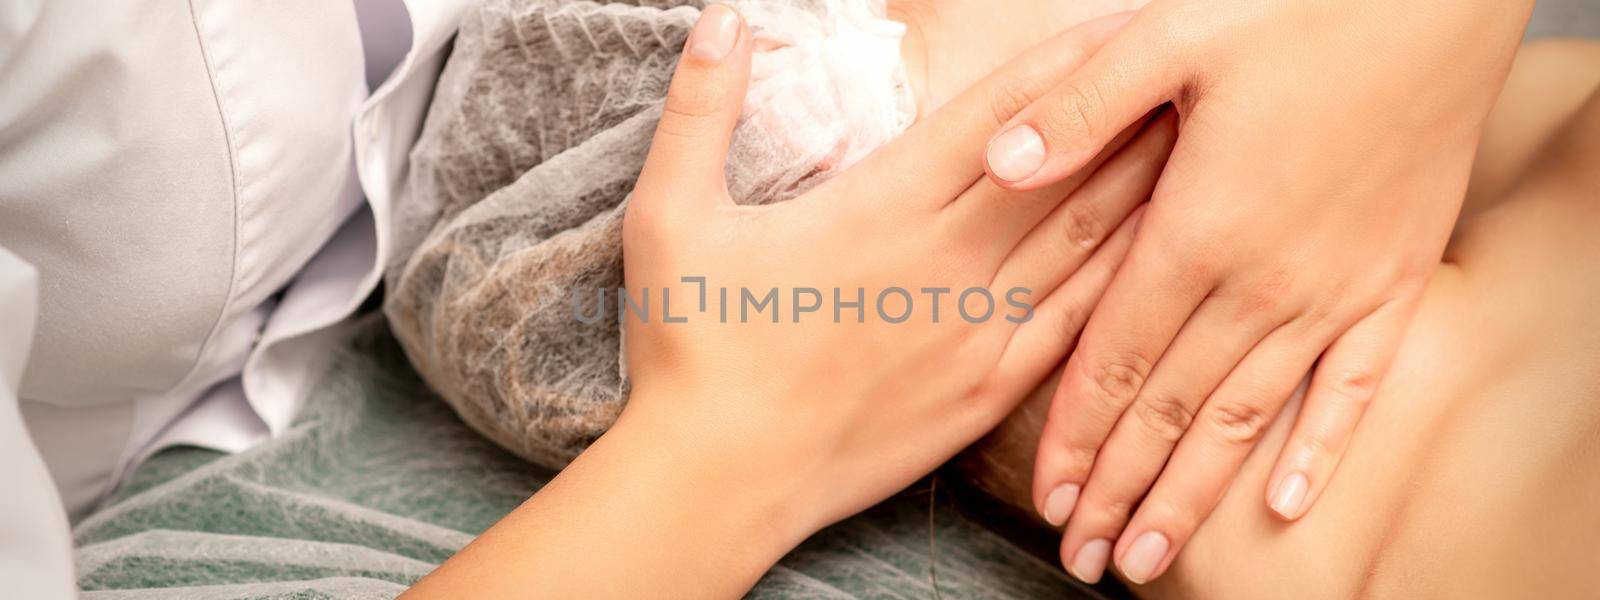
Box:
[1463, 38, 1600, 217]
[1450, 39, 1600, 349]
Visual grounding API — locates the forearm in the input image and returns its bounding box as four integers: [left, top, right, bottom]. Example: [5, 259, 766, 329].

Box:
[403, 397, 805, 599]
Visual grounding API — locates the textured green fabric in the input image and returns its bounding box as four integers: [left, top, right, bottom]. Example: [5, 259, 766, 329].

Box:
[71, 319, 1098, 599]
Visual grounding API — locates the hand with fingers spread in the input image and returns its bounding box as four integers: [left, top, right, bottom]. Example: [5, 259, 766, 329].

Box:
[987, 0, 1538, 586]
[407, 9, 1176, 598]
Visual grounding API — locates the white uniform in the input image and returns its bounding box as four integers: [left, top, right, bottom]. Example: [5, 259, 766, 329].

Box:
[0, 250, 73, 600]
[0, 0, 468, 594]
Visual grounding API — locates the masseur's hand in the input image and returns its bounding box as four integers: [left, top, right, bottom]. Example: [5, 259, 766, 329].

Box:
[408, 8, 1173, 599]
[987, 0, 1535, 585]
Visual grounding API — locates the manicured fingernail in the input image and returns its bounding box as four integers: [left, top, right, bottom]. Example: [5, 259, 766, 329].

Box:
[1043, 484, 1080, 527]
[985, 124, 1046, 182]
[1068, 538, 1111, 583]
[686, 4, 740, 62]
[1120, 531, 1169, 584]
[1270, 471, 1309, 519]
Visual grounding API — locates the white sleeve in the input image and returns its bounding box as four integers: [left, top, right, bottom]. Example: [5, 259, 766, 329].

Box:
[0, 246, 75, 599]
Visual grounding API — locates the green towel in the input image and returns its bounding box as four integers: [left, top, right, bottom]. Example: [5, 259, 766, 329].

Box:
[71, 318, 1099, 599]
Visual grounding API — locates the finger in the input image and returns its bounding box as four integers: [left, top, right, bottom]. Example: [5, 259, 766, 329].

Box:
[1031, 222, 1213, 529]
[989, 204, 1144, 404]
[948, 115, 1150, 257]
[834, 12, 1137, 212]
[1111, 321, 1327, 586]
[1057, 291, 1285, 583]
[986, 110, 1175, 292]
[633, 4, 753, 214]
[984, 13, 1185, 191]
[1266, 295, 1416, 520]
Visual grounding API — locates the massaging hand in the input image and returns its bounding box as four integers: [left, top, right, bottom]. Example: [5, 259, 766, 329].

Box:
[621, 7, 1172, 586]
[408, 9, 1173, 598]
[983, 0, 1535, 585]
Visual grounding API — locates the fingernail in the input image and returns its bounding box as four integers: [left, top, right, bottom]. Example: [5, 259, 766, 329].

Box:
[1043, 483, 1079, 527]
[985, 124, 1046, 182]
[686, 4, 740, 62]
[1120, 531, 1169, 584]
[1068, 538, 1111, 583]
[1270, 471, 1309, 519]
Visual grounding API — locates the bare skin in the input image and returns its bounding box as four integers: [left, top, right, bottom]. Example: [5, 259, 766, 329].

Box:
[960, 39, 1600, 598]
[403, 4, 1597, 596]
[404, 12, 1169, 598]
[888, 0, 1149, 117]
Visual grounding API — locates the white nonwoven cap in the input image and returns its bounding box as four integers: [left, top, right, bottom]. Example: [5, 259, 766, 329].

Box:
[385, 0, 916, 469]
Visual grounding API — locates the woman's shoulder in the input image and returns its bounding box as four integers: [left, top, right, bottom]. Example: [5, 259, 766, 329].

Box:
[1449, 39, 1600, 364]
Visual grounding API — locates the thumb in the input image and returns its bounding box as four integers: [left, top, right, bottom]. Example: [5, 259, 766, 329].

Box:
[983, 15, 1184, 191]
[635, 4, 752, 212]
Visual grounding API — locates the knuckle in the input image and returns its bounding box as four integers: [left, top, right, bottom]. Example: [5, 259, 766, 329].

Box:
[1232, 288, 1278, 319]
[664, 77, 726, 119]
[1204, 400, 1272, 446]
[1158, 226, 1223, 277]
[654, 112, 709, 142]
[1183, 249, 1222, 279]
[1280, 310, 1329, 343]
[1042, 80, 1106, 142]
[1133, 393, 1196, 442]
[1084, 352, 1151, 407]
[988, 76, 1042, 127]
[1294, 429, 1334, 458]
[1244, 284, 1285, 316]
[1300, 283, 1353, 327]
[1059, 203, 1107, 251]
[1322, 369, 1378, 409]
[658, 87, 727, 137]
[1232, 268, 1295, 317]
[1300, 299, 1340, 331]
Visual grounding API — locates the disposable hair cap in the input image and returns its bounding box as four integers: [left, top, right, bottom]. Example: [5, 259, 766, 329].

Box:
[385, 0, 915, 468]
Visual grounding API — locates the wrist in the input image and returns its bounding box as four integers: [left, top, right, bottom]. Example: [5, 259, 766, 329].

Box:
[603, 390, 820, 578]
[410, 394, 812, 599]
